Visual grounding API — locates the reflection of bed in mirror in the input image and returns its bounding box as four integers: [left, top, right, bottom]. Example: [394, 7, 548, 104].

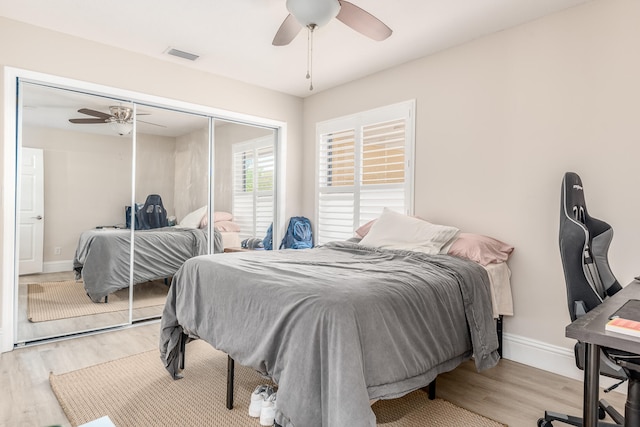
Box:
[73, 227, 223, 303]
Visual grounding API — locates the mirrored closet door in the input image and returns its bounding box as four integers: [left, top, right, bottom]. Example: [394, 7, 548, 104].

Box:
[12, 76, 281, 346]
[131, 105, 211, 322]
[17, 83, 134, 343]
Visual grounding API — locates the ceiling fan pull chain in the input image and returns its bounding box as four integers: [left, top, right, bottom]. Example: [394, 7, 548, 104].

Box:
[306, 26, 311, 80]
[307, 24, 315, 91]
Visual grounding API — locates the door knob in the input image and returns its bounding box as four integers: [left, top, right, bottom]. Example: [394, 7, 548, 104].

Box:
[32, 215, 43, 220]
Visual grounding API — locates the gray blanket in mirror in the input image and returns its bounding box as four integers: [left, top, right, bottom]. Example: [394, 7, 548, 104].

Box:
[73, 226, 222, 302]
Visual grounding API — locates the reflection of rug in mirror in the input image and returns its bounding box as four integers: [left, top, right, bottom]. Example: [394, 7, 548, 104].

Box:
[27, 280, 169, 323]
[50, 339, 507, 427]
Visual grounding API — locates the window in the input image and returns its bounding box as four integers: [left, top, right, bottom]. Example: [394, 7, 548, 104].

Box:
[316, 101, 415, 244]
[232, 136, 274, 240]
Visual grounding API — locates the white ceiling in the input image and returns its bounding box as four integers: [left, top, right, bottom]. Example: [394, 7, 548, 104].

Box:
[20, 82, 214, 138]
[0, 0, 589, 98]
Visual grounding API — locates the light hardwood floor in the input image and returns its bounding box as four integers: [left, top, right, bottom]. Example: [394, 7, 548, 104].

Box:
[0, 323, 629, 427]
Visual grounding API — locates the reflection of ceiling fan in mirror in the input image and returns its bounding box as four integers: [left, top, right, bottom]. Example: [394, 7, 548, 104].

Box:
[68, 106, 165, 136]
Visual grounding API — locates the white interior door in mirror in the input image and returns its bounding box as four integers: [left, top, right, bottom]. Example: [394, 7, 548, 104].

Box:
[19, 147, 44, 275]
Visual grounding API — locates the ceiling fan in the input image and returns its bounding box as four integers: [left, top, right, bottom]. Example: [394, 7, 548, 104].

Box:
[272, 0, 392, 90]
[69, 106, 164, 135]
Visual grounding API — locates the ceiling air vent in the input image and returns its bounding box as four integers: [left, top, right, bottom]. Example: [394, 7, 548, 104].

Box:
[165, 47, 199, 61]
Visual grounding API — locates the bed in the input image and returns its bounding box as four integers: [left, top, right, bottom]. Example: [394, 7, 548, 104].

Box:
[73, 226, 223, 303]
[159, 238, 506, 427]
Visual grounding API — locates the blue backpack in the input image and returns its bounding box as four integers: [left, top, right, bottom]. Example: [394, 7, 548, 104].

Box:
[263, 223, 274, 250]
[279, 217, 313, 249]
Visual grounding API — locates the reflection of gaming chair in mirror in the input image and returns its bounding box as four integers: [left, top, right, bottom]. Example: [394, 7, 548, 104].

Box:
[137, 194, 168, 230]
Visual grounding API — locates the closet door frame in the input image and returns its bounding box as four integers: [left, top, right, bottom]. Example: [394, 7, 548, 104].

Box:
[1, 66, 287, 352]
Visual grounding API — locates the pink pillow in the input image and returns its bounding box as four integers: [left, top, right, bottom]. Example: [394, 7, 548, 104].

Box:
[213, 220, 241, 232]
[355, 219, 377, 238]
[200, 211, 234, 229]
[214, 211, 233, 222]
[447, 233, 514, 266]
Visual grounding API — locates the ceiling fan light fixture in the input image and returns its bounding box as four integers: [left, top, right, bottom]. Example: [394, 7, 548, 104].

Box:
[286, 0, 340, 27]
[106, 106, 134, 135]
[108, 119, 133, 136]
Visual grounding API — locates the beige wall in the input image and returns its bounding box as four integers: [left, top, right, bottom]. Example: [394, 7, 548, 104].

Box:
[136, 133, 178, 219]
[302, 0, 640, 352]
[23, 126, 133, 261]
[174, 127, 208, 221]
[0, 17, 303, 342]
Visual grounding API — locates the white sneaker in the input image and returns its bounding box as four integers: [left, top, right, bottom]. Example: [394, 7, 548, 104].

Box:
[260, 392, 277, 426]
[249, 385, 274, 418]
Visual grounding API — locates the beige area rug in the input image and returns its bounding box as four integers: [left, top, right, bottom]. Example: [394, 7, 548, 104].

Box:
[50, 340, 506, 427]
[27, 280, 169, 322]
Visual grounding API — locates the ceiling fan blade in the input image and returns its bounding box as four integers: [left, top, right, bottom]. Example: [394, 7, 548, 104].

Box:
[336, 1, 392, 41]
[77, 108, 113, 120]
[69, 118, 108, 124]
[272, 14, 303, 46]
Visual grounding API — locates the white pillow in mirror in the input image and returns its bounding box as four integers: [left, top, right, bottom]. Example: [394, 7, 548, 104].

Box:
[359, 208, 459, 254]
[179, 205, 207, 228]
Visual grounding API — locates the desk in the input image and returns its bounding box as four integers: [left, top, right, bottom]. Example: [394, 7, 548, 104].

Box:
[565, 280, 640, 427]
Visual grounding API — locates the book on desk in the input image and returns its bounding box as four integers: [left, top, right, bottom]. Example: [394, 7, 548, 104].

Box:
[605, 298, 640, 337]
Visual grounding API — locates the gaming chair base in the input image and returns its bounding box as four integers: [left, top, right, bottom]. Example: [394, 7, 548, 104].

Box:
[538, 398, 623, 427]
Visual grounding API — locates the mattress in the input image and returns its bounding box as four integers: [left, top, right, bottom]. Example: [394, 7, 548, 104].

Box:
[483, 262, 514, 318]
[218, 230, 241, 248]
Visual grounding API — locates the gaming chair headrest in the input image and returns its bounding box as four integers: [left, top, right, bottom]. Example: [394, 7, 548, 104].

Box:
[561, 172, 587, 223]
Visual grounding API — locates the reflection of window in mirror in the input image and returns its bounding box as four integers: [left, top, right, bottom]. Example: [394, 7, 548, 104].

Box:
[231, 135, 275, 243]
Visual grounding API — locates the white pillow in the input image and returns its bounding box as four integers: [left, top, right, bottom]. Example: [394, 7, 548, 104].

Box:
[359, 208, 459, 254]
[179, 205, 207, 228]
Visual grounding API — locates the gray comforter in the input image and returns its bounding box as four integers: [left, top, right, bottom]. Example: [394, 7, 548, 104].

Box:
[159, 241, 499, 427]
[73, 227, 222, 302]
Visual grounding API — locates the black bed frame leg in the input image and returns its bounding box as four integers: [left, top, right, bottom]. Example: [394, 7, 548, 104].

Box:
[421, 379, 436, 400]
[226, 356, 235, 409]
[428, 379, 436, 399]
[104, 295, 108, 304]
[179, 332, 187, 370]
[497, 315, 503, 358]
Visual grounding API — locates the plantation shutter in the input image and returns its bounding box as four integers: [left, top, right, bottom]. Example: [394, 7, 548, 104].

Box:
[255, 144, 274, 237]
[318, 128, 356, 244]
[316, 101, 414, 245]
[232, 136, 274, 240]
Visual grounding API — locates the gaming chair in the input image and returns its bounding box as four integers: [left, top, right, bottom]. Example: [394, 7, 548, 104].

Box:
[538, 172, 640, 427]
[136, 194, 169, 230]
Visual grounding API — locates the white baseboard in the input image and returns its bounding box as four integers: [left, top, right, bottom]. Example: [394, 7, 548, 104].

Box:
[503, 332, 626, 394]
[43, 260, 74, 274]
